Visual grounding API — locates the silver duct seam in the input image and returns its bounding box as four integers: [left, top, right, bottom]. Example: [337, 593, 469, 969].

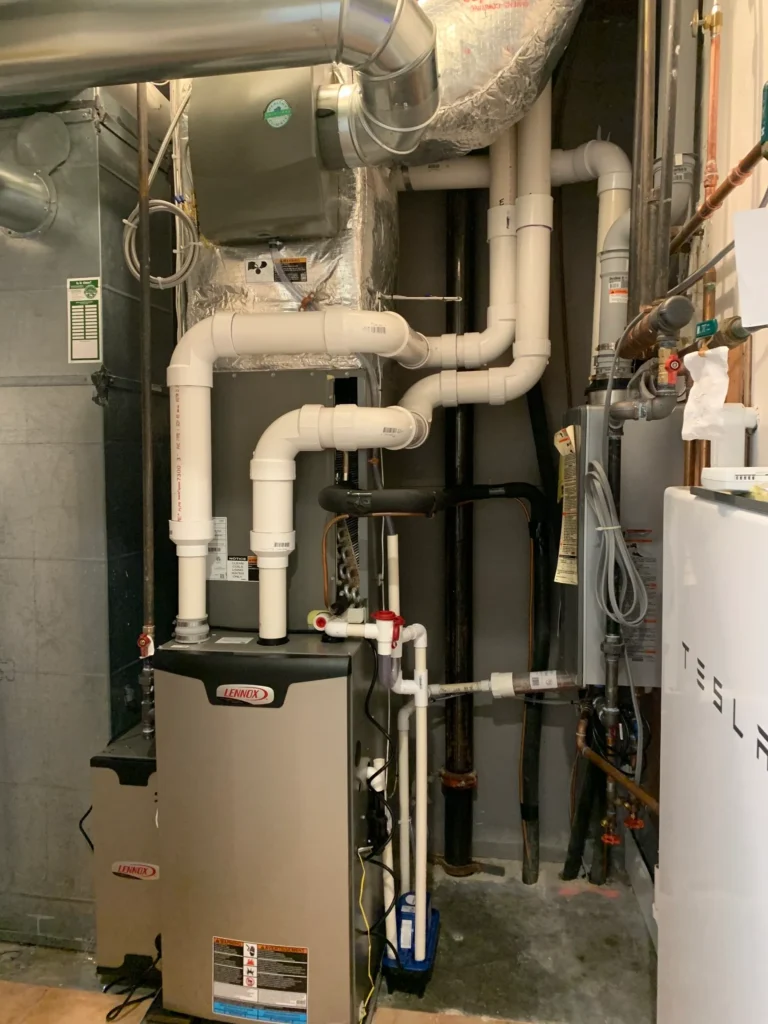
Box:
[187, 168, 399, 372]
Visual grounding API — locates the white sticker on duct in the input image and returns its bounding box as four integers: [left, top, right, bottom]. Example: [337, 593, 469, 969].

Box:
[67, 277, 102, 363]
[529, 671, 558, 691]
[207, 517, 228, 581]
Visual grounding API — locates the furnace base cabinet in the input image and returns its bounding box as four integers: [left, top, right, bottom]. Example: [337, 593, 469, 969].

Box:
[154, 635, 383, 1024]
[658, 489, 768, 1022]
[90, 728, 161, 974]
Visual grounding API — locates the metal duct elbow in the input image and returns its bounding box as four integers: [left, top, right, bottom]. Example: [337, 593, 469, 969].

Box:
[319, 0, 440, 167]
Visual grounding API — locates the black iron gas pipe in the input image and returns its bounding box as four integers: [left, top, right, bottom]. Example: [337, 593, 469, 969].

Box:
[443, 190, 476, 874]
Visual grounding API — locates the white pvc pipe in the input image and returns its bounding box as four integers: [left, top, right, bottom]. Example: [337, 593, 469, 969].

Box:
[550, 142, 632, 357]
[250, 406, 418, 641]
[397, 700, 415, 895]
[393, 157, 491, 192]
[598, 209, 631, 351]
[398, 84, 553, 436]
[258, 567, 289, 643]
[169, 384, 213, 635]
[178, 557, 207, 621]
[414, 703, 428, 962]
[370, 758, 398, 956]
[387, 534, 401, 614]
[423, 127, 517, 370]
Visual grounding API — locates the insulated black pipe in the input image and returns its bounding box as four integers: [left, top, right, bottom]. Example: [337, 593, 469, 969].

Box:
[520, 509, 552, 884]
[443, 190, 476, 874]
[520, 372, 556, 884]
[525, 383, 559, 513]
[562, 757, 601, 881]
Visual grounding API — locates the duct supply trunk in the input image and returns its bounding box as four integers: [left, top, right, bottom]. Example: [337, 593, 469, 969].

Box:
[559, 406, 683, 689]
[90, 727, 160, 974]
[153, 634, 382, 1024]
[657, 488, 768, 1021]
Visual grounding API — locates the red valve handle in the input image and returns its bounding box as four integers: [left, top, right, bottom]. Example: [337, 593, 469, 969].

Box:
[665, 354, 682, 385]
[601, 831, 622, 847]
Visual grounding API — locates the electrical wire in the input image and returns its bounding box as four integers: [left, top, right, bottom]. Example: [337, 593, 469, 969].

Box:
[105, 954, 161, 1022]
[357, 849, 375, 1021]
[625, 645, 645, 785]
[79, 806, 94, 852]
[585, 460, 649, 629]
[122, 90, 200, 290]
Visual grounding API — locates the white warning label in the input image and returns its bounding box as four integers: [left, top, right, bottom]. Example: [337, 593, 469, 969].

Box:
[213, 938, 308, 1023]
[529, 671, 559, 691]
[554, 427, 579, 586]
[623, 529, 658, 663]
[608, 274, 629, 304]
[207, 518, 228, 581]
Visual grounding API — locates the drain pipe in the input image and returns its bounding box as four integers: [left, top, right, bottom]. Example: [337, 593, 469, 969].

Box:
[168, 311, 428, 641]
[399, 83, 553, 438]
[251, 407, 419, 644]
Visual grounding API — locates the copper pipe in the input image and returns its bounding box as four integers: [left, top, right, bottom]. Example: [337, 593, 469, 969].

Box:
[618, 295, 694, 361]
[670, 141, 765, 253]
[576, 714, 660, 817]
[684, 441, 696, 486]
[703, 6, 722, 201]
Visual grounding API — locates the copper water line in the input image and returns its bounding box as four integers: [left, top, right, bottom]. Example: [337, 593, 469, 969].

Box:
[670, 141, 764, 253]
[703, 2, 722, 201]
[576, 713, 660, 817]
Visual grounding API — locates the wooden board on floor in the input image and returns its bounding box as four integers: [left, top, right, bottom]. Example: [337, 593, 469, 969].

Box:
[0, 980, 147, 1024]
[376, 1009, 530, 1024]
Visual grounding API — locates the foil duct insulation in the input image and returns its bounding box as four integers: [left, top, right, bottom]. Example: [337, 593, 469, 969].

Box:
[418, 0, 585, 161]
[186, 167, 398, 372]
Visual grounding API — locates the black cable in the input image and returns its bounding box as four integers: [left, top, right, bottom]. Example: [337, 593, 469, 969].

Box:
[79, 806, 94, 852]
[105, 954, 161, 1022]
[361, 642, 401, 954]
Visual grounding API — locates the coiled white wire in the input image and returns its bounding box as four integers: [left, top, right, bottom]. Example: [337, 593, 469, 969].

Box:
[585, 459, 649, 629]
[122, 89, 199, 290]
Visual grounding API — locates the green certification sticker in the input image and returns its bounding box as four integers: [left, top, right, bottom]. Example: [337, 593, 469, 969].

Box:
[264, 98, 292, 129]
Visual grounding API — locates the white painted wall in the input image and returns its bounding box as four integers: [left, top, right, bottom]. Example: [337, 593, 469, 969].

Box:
[699, 0, 768, 455]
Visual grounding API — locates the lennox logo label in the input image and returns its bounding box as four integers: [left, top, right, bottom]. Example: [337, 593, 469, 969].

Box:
[216, 685, 275, 706]
[112, 862, 159, 881]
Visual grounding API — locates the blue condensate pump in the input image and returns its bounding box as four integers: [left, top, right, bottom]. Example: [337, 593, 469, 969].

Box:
[382, 892, 440, 996]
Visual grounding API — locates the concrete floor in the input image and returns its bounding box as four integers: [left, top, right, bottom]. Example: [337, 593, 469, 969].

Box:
[380, 863, 657, 1024]
[0, 942, 101, 993]
[0, 863, 656, 1024]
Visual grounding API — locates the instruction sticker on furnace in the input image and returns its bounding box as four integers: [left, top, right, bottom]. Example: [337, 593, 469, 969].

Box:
[554, 426, 579, 586]
[213, 937, 308, 1023]
[67, 277, 102, 363]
